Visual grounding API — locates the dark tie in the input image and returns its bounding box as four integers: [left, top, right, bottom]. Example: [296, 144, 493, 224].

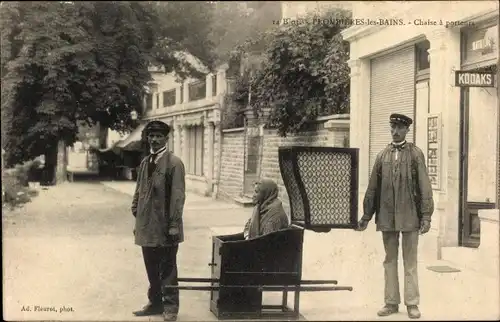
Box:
[391, 141, 406, 152]
[147, 153, 158, 177]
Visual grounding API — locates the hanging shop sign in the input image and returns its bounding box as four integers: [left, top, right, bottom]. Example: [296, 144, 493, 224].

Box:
[455, 71, 495, 87]
[427, 113, 442, 190]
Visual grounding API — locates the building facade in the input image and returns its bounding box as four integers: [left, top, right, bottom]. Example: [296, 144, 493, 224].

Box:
[342, 1, 499, 251]
[67, 123, 101, 174]
[125, 65, 228, 197]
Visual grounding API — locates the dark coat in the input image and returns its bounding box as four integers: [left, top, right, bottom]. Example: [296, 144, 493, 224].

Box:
[362, 143, 434, 232]
[131, 151, 186, 246]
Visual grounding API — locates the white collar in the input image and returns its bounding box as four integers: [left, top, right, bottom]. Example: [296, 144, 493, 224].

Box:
[392, 140, 406, 146]
[149, 146, 168, 163]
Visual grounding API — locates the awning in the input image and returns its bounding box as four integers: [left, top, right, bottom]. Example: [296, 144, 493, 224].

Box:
[88, 141, 121, 155]
[116, 123, 147, 149]
[122, 140, 143, 152]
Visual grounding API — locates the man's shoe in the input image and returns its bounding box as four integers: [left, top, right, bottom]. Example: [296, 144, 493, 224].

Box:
[377, 304, 399, 316]
[163, 312, 178, 321]
[407, 305, 421, 319]
[132, 303, 163, 316]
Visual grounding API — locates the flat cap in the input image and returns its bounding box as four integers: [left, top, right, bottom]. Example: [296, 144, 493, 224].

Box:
[144, 120, 170, 135]
[390, 113, 413, 126]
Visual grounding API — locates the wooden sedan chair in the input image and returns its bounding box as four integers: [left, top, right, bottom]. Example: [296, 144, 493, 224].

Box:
[169, 146, 359, 320]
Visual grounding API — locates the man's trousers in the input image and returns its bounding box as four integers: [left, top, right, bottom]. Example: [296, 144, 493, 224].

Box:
[141, 245, 179, 314]
[382, 231, 419, 306]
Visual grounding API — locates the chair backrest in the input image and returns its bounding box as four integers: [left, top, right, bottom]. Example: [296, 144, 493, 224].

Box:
[278, 146, 359, 231]
[218, 226, 304, 285]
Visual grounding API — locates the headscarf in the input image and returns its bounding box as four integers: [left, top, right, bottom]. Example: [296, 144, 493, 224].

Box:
[247, 179, 287, 239]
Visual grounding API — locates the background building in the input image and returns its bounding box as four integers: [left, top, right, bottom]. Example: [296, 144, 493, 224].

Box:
[118, 57, 228, 197]
[342, 1, 499, 271]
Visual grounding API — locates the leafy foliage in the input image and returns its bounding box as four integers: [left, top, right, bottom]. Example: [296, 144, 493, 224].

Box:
[208, 1, 282, 66]
[220, 92, 245, 130]
[2, 159, 42, 208]
[1, 1, 216, 166]
[226, 8, 352, 136]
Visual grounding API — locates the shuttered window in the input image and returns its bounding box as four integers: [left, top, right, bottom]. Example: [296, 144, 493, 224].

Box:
[187, 125, 204, 176]
[369, 46, 416, 171]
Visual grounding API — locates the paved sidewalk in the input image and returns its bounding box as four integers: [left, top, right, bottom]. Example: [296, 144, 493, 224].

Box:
[104, 180, 500, 321]
[3, 181, 499, 321]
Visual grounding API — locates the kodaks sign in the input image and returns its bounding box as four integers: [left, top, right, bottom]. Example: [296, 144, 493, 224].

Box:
[455, 71, 496, 87]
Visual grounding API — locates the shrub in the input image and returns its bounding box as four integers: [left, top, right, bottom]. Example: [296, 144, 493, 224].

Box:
[12, 159, 43, 187]
[2, 159, 42, 208]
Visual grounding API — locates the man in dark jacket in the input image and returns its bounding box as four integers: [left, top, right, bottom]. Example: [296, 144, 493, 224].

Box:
[131, 120, 186, 322]
[357, 113, 434, 319]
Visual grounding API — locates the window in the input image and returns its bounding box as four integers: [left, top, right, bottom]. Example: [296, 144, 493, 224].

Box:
[186, 125, 204, 176]
[416, 40, 430, 71]
[163, 89, 176, 107]
[180, 84, 184, 103]
[145, 93, 153, 111]
[212, 74, 217, 96]
[156, 93, 160, 109]
[188, 80, 206, 102]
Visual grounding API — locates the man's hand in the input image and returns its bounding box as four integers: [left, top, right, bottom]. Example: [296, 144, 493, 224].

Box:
[168, 227, 180, 235]
[419, 220, 431, 235]
[356, 219, 369, 231]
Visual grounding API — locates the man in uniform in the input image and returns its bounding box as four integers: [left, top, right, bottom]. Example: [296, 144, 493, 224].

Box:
[131, 120, 186, 321]
[357, 113, 434, 319]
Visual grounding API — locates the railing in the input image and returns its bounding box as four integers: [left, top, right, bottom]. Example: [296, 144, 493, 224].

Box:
[142, 69, 227, 118]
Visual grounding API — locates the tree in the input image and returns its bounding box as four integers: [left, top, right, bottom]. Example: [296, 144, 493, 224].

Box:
[208, 2, 281, 129]
[1, 1, 217, 175]
[208, 1, 282, 66]
[227, 8, 352, 137]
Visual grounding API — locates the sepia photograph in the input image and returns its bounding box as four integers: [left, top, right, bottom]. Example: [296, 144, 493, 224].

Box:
[1, 1, 499, 321]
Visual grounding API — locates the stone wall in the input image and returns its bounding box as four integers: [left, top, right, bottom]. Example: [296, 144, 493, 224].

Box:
[218, 128, 246, 200]
[217, 115, 350, 209]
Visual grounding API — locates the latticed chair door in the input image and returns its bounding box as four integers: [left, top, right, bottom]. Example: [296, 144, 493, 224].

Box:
[278, 146, 359, 231]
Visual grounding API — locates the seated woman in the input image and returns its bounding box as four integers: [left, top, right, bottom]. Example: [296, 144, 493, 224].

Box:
[243, 179, 290, 240]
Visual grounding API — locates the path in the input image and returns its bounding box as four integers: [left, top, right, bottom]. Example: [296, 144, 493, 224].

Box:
[3, 181, 499, 321]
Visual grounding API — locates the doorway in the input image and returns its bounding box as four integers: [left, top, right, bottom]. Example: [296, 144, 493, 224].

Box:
[459, 65, 498, 248]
